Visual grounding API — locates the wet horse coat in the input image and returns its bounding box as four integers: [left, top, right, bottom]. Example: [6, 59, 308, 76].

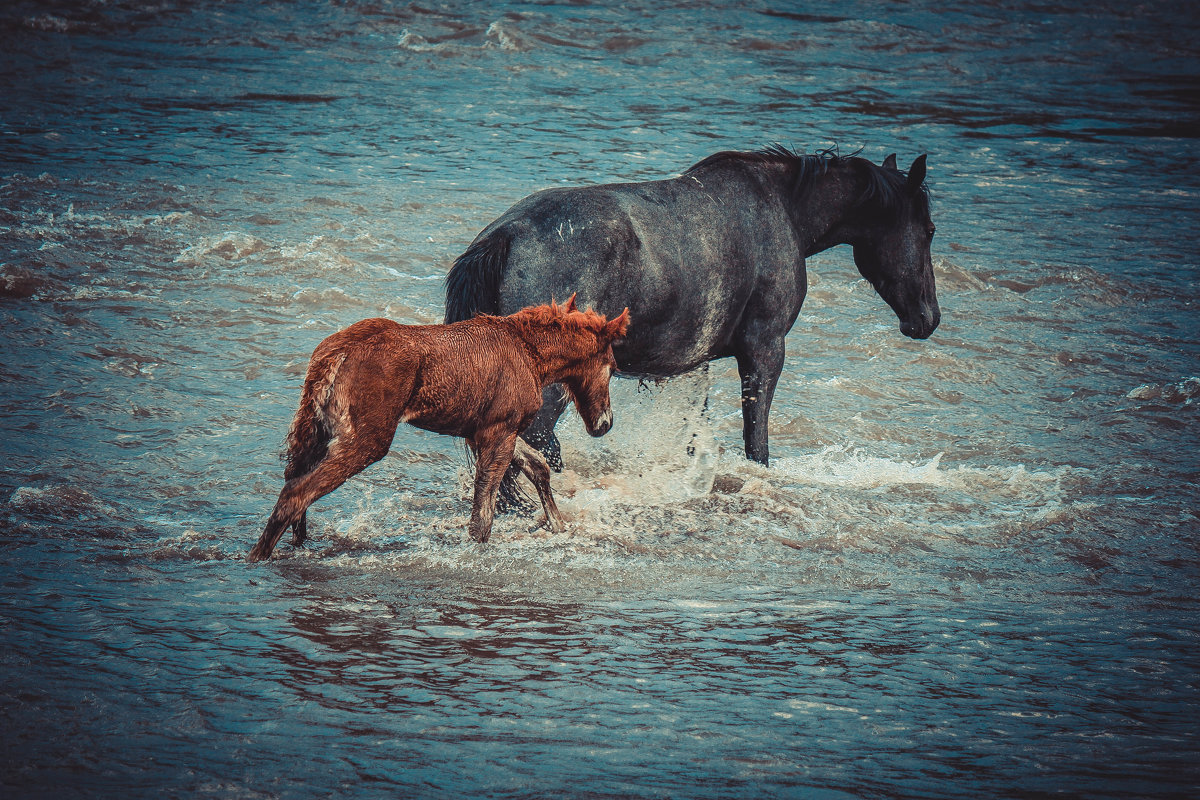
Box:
[248, 298, 629, 562]
[445, 146, 940, 475]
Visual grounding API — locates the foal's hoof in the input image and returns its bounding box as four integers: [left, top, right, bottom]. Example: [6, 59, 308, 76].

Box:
[530, 515, 566, 535]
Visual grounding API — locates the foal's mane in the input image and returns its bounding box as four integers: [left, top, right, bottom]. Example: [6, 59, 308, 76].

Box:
[503, 301, 610, 338]
[685, 144, 930, 216]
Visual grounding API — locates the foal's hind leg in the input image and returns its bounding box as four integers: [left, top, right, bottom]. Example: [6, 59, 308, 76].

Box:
[510, 438, 566, 534]
[284, 459, 308, 547]
[248, 437, 389, 562]
[282, 433, 322, 548]
[291, 512, 308, 547]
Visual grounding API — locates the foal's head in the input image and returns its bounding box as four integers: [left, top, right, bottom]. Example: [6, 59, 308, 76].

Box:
[520, 295, 630, 437]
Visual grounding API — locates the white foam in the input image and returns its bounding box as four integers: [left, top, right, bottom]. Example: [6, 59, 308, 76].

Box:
[485, 21, 529, 52]
[761, 445, 1072, 499]
[768, 446, 947, 490]
[556, 367, 718, 506]
[397, 30, 442, 53]
[289, 286, 364, 308]
[176, 232, 268, 263]
[1127, 376, 1200, 405]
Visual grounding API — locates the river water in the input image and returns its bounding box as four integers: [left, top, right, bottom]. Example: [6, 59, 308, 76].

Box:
[2, 1, 1198, 798]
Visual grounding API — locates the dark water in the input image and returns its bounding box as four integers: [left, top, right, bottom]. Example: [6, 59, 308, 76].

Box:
[2, 1, 1198, 797]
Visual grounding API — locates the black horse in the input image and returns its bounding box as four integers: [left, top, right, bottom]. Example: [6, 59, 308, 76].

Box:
[445, 145, 939, 481]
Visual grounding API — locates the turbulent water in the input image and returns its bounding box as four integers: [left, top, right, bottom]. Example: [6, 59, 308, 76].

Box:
[2, 1, 1198, 797]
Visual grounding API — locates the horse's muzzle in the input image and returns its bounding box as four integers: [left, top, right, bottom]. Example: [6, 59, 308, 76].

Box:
[901, 305, 941, 339]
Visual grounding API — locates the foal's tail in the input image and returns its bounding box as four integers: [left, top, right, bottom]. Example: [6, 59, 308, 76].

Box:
[247, 351, 348, 563]
[283, 351, 347, 481]
[444, 229, 510, 323]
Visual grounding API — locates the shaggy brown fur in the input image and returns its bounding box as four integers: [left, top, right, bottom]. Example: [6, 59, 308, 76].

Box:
[248, 296, 629, 562]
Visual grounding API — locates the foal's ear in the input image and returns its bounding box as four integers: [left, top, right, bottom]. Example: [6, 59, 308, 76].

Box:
[906, 155, 927, 194]
[882, 153, 898, 170]
[564, 293, 579, 312]
[605, 307, 630, 339]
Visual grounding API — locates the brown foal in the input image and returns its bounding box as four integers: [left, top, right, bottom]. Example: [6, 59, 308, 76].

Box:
[248, 296, 629, 562]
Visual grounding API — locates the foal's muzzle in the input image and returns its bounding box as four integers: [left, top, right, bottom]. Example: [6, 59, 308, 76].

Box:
[588, 407, 613, 437]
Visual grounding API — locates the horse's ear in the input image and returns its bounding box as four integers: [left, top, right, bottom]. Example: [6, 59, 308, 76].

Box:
[882, 153, 897, 170]
[565, 293, 578, 313]
[906, 155, 927, 194]
[606, 308, 630, 339]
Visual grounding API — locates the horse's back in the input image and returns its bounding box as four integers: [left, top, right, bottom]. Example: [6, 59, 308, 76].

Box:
[489, 186, 645, 309]
[487, 175, 795, 375]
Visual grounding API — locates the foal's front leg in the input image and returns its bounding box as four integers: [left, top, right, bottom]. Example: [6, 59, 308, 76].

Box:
[468, 428, 519, 543]
[510, 438, 566, 534]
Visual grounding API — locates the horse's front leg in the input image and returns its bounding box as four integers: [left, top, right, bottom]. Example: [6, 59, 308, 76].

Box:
[735, 336, 786, 466]
[468, 428, 520, 543]
[522, 384, 571, 470]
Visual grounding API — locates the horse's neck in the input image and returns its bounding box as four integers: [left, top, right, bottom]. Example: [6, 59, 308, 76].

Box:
[789, 168, 864, 257]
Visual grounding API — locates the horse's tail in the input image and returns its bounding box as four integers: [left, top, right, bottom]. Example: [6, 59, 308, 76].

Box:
[283, 350, 348, 480]
[444, 229, 510, 323]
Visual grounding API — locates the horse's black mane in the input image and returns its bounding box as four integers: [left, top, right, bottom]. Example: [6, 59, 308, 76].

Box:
[685, 144, 929, 216]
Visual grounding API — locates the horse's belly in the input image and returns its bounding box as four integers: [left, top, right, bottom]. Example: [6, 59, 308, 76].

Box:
[609, 316, 733, 378]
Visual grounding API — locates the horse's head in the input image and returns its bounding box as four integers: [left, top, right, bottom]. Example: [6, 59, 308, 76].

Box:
[556, 297, 630, 437]
[845, 154, 941, 340]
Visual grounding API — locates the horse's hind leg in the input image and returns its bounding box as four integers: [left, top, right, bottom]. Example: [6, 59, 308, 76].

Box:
[511, 438, 565, 534]
[522, 384, 571, 470]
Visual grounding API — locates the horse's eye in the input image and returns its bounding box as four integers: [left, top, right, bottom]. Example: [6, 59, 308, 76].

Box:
[927, 225, 936, 238]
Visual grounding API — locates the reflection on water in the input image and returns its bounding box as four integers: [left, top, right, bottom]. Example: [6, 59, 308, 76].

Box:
[2, 0, 1198, 797]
